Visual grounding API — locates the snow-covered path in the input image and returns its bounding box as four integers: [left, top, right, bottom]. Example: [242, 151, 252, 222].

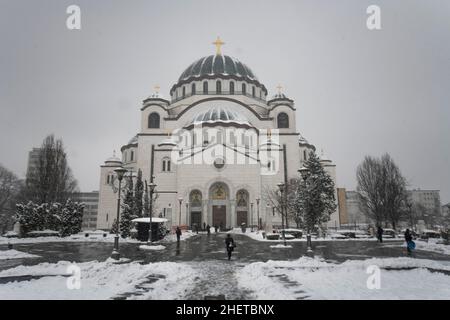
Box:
[1, 234, 450, 299]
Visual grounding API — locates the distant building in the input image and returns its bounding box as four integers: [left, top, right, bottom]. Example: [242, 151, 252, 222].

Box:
[337, 188, 371, 228]
[73, 191, 99, 230]
[26, 148, 42, 177]
[408, 189, 441, 214]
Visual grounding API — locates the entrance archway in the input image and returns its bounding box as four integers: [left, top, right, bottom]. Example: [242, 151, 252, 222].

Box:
[189, 190, 202, 230]
[209, 182, 229, 229]
[236, 189, 249, 227]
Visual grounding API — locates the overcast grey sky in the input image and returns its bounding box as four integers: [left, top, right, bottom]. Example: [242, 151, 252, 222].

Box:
[1, 0, 449, 202]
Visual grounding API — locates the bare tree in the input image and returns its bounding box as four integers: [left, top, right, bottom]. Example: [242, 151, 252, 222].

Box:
[0, 164, 22, 233]
[24, 134, 78, 204]
[356, 153, 407, 229]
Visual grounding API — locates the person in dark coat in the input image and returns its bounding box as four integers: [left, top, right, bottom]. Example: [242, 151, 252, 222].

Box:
[225, 234, 235, 260]
[377, 226, 384, 243]
[405, 229, 414, 255]
[214, 225, 218, 233]
[176, 226, 182, 243]
[206, 224, 211, 235]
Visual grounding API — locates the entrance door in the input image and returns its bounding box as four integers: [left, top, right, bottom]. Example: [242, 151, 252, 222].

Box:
[191, 211, 201, 229]
[212, 205, 226, 228]
[237, 211, 247, 227]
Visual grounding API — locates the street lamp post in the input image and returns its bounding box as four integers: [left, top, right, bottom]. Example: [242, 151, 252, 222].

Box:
[178, 197, 183, 226]
[186, 202, 189, 230]
[277, 183, 287, 246]
[298, 166, 313, 257]
[111, 167, 127, 260]
[250, 202, 254, 232]
[148, 181, 156, 244]
[256, 198, 260, 230]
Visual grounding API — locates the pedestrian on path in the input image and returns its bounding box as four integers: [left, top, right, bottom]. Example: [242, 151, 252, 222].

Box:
[377, 226, 384, 243]
[176, 226, 182, 243]
[215, 225, 218, 233]
[404, 229, 415, 256]
[225, 234, 236, 260]
[207, 224, 211, 235]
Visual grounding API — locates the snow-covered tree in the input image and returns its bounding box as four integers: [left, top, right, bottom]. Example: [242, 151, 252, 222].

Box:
[134, 169, 144, 218]
[110, 218, 119, 234]
[296, 151, 336, 234]
[120, 175, 136, 238]
[60, 199, 84, 236]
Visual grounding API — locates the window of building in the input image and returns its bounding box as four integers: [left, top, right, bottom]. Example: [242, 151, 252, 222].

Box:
[216, 80, 221, 94]
[162, 158, 171, 172]
[182, 86, 186, 98]
[130, 150, 134, 162]
[148, 112, 160, 128]
[191, 83, 196, 95]
[277, 112, 289, 128]
[242, 83, 246, 95]
[230, 81, 235, 94]
[203, 81, 208, 94]
[252, 86, 255, 97]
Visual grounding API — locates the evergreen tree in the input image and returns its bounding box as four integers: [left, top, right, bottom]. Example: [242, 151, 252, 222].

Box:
[120, 175, 135, 238]
[143, 182, 150, 217]
[110, 218, 119, 234]
[134, 169, 144, 218]
[296, 151, 336, 234]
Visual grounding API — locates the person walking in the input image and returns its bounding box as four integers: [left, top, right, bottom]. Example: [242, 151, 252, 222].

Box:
[176, 226, 182, 243]
[206, 224, 211, 235]
[377, 226, 384, 243]
[404, 228, 415, 256]
[214, 225, 218, 233]
[225, 234, 236, 260]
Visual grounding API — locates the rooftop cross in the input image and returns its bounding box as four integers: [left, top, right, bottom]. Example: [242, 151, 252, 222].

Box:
[212, 36, 225, 55]
[154, 85, 160, 94]
[276, 84, 283, 94]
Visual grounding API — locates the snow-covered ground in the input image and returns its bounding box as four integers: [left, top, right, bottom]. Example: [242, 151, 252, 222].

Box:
[229, 228, 400, 243]
[0, 259, 197, 300]
[0, 230, 198, 245]
[237, 257, 450, 300]
[393, 239, 450, 256]
[0, 249, 41, 260]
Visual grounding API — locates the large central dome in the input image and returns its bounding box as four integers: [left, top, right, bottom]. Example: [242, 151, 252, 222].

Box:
[178, 54, 258, 82]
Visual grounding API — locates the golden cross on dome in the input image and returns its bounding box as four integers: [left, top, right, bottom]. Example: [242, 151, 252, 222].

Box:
[154, 85, 160, 93]
[212, 36, 225, 55]
[276, 84, 283, 93]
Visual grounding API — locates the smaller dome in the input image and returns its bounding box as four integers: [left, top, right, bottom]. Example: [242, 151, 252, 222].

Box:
[187, 106, 252, 128]
[105, 151, 122, 164]
[271, 92, 287, 100]
[128, 135, 138, 145]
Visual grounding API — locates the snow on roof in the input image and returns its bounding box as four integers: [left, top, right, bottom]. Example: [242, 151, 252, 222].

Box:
[132, 217, 169, 224]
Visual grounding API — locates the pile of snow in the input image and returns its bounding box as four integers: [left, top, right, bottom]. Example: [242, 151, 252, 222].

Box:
[399, 239, 450, 256]
[270, 244, 292, 249]
[237, 257, 450, 300]
[0, 259, 197, 300]
[139, 245, 165, 251]
[0, 250, 41, 260]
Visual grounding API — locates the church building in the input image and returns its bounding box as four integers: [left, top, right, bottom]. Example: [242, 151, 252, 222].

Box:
[96, 38, 339, 231]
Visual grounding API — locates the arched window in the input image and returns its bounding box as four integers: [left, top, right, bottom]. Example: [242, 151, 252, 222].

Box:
[216, 80, 221, 94]
[162, 158, 171, 172]
[277, 112, 289, 128]
[230, 81, 235, 94]
[148, 112, 160, 128]
[182, 86, 186, 98]
[303, 150, 307, 160]
[130, 150, 134, 162]
[252, 86, 255, 97]
[203, 81, 208, 94]
[191, 83, 196, 95]
[242, 83, 246, 95]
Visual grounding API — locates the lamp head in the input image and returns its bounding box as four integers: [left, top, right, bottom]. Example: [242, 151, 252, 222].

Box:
[298, 166, 310, 180]
[148, 182, 157, 192]
[114, 167, 128, 181]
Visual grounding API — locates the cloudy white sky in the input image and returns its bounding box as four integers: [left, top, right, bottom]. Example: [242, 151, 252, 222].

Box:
[1, 0, 449, 202]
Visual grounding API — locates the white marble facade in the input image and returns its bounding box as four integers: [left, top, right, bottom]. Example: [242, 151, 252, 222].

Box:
[97, 44, 339, 231]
